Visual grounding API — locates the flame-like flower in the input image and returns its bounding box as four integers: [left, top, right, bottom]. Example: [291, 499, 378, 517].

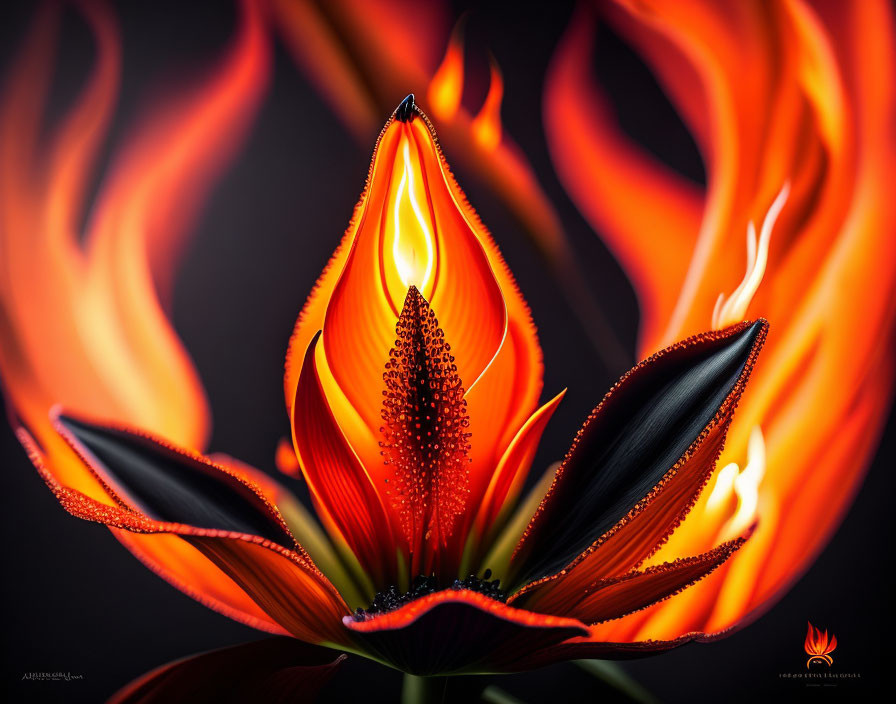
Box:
[10, 95, 770, 694]
[804, 622, 837, 668]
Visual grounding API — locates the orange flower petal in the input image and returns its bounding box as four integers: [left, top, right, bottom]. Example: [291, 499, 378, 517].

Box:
[17, 416, 351, 644]
[187, 536, 349, 645]
[291, 332, 397, 586]
[320, 106, 505, 435]
[473, 389, 566, 542]
[510, 532, 751, 624]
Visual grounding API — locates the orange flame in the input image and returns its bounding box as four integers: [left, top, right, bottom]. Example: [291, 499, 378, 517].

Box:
[805, 622, 837, 667]
[471, 58, 504, 152]
[428, 22, 465, 121]
[0, 1, 276, 630]
[546, 0, 896, 640]
[0, 0, 268, 496]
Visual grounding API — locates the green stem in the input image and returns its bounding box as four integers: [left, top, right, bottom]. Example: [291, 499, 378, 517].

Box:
[401, 674, 448, 704]
[574, 660, 658, 704]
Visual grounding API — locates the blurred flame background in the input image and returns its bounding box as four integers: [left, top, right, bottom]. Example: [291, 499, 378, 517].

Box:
[548, 0, 896, 642]
[0, 0, 893, 700]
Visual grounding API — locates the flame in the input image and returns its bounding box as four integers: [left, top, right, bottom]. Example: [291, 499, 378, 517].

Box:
[428, 23, 464, 121]
[471, 59, 504, 152]
[390, 138, 436, 294]
[547, 0, 896, 640]
[712, 183, 790, 330]
[0, 0, 277, 635]
[721, 426, 766, 540]
[0, 2, 268, 490]
[805, 622, 837, 667]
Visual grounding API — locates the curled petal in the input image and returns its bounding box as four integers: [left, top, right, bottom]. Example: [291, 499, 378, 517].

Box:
[509, 383, 737, 600]
[512, 320, 767, 584]
[473, 390, 566, 542]
[187, 537, 349, 645]
[462, 318, 545, 518]
[18, 416, 351, 644]
[509, 629, 722, 670]
[54, 413, 294, 546]
[292, 332, 396, 587]
[109, 637, 346, 704]
[344, 590, 587, 675]
[510, 532, 751, 623]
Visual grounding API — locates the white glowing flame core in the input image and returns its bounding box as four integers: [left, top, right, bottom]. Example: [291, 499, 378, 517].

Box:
[711, 425, 767, 540]
[392, 140, 434, 292]
[712, 182, 790, 329]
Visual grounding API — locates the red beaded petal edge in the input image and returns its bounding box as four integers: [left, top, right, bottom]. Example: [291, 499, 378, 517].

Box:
[511, 319, 768, 597]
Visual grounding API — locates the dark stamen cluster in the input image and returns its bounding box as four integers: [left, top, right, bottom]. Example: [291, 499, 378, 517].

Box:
[352, 569, 506, 621]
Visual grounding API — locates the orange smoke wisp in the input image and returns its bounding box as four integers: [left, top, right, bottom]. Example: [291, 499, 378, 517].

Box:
[546, 0, 896, 640]
[0, 0, 269, 464]
[0, 0, 279, 632]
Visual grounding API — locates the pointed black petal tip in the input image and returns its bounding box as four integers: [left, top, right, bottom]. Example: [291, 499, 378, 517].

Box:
[395, 93, 416, 122]
[738, 317, 768, 339]
[53, 412, 293, 546]
[732, 317, 769, 356]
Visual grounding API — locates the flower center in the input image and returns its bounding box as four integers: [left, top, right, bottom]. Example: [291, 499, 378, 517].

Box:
[351, 569, 506, 621]
[380, 286, 471, 567]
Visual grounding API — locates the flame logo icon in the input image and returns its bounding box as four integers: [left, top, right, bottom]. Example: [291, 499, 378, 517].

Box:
[805, 622, 837, 668]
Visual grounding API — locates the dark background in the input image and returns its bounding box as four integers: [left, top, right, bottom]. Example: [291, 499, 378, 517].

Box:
[1, 1, 892, 702]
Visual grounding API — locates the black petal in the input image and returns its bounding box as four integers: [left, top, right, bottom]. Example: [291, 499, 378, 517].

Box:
[514, 320, 766, 584]
[395, 93, 416, 122]
[58, 415, 292, 546]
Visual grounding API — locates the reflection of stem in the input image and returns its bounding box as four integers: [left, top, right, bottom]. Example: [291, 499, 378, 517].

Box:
[481, 685, 527, 703]
[575, 660, 658, 704]
[401, 674, 448, 704]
